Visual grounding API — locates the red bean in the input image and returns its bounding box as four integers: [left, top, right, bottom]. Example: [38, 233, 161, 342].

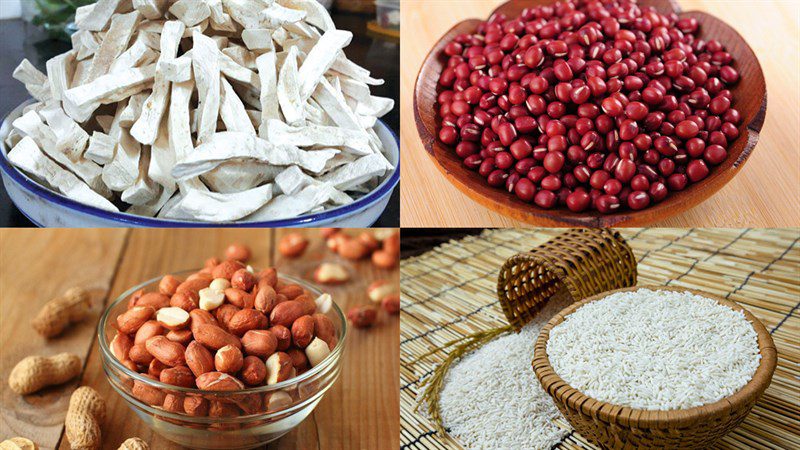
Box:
[627, 191, 651, 210]
[704, 144, 728, 165]
[566, 190, 591, 212]
[435, 3, 741, 214]
[595, 195, 620, 213]
[439, 126, 457, 145]
[514, 178, 535, 202]
[534, 190, 557, 208]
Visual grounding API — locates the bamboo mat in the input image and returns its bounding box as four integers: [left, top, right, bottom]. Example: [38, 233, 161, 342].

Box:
[400, 228, 800, 450]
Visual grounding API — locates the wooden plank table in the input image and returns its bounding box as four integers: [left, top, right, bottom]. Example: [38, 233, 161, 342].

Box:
[400, 0, 800, 227]
[0, 229, 399, 449]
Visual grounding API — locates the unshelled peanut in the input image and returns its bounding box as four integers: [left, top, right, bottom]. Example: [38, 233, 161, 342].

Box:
[8, 353, 81, 395]
[0, 437, 37, 450]
[31, 287, 91, 338]
[117, 438, 148, 450]
[65, 386, 106, 450]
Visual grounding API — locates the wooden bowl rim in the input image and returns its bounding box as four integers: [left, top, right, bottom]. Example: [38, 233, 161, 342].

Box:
[531, 285, 777, 429]
[413, 0, 767, 227]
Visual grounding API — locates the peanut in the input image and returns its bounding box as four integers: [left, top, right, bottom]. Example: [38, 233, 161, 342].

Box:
[117, 307, 155, 334]
[312, 263, 350, 284]
[111, 333, 133, 362]
[257, 267, 278, 287]
[132, 376, 165, 406]
[314, 293, 333, 313]
[194, 324, 241, 350]
[313, 313, 337, 350]
[225, 243, 251, 262]
[231, 269, 256, 291]
[198, 287, 225, 311]
[212, 260, 245, 280]
[383, 231, 400, 254]
[128, 344, 154, 365]
[214, 303, 240, 331]
[184, 396, 209, 416]
[291, 315, 315, 348]
[148, 359, 167, 378]
[196, 372, 245, 391]
[320, 228, 339, 239]
[338, 237, 369, 260]
[286, 348, 309, 372]
[9, 353, 81, 395]
[31, 287, 91, 338]
[65, 386, 106, 450]
[132, 292, 170, 309]
[269, 325, 292, 351]
[156, 307, 190, 330]
[209, 278, 231, 291]
[215, 345, 244, 374]
[169, 291, 198, 311]
[134, 321, 164, 345]
[162, 393, 184, 413]
[0, 437, 37, 450]
[145, 336, 186, 367]
[241, 329, 278, 358]
[266, 391, 292, 411]
[118, 438, 148, 450]
[277, 284, 305, 300]
[159, 366, 195, 388]
[270, 301, 306, 327]
[382, 294, 400, 314]
[305, 337, 331, 367]
[228, 309, 268, 336]
[278, 233, 308, 257]
[367, 280, 397, 303]
[189, 309, 218, 335]
[166, 329, 193, 345]
[185, 341, 215, 378]
[254, 283, 277, 314]
[158, 275, 181, 296]
[225, 288, 254, 309]
[241, 356, 267, 385]
[372, 250, 398, 269]
[347, 305, 378, 328]
[265, 352, 293, 385]
[358, 232, 380, 252]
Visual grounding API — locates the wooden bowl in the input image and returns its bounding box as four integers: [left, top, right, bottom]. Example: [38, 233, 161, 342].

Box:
[413, 0, 767, 227]
[532, 285, 777, 449]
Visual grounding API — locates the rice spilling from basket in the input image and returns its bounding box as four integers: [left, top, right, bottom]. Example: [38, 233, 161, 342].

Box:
[6, 0, 394, 222]
[437, 296, 570, 450]
[547, 289, 761, 411]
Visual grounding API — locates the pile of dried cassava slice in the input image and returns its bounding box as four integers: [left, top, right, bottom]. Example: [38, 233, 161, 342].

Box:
[6, 0, 394, 222]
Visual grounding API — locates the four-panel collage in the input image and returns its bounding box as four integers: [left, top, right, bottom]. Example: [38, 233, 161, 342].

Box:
[0, 1, 797, 449]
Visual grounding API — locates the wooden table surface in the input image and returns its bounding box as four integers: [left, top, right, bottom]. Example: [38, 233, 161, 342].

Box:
[400, 0, 800, 227]
[0, 229, 399, 450]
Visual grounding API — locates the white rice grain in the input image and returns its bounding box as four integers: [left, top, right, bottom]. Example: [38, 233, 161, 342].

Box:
[438, 295, 571, 450]
[547, 289, 761, 411]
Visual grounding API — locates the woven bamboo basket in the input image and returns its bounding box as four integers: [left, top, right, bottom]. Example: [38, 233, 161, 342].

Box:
[416, 228, 637, 434]
[497, 228, 637, 330]
[532, 286, 778, 450]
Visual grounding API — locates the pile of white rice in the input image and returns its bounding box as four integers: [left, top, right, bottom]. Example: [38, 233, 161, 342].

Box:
[547, 289, 762, 411]
[438, 295, 571, 450]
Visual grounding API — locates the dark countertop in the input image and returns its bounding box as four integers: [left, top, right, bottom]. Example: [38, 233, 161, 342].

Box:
[0, 11, 399, 228]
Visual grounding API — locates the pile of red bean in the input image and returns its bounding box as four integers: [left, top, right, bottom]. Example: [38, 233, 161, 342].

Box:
[436, 0, 742, 213]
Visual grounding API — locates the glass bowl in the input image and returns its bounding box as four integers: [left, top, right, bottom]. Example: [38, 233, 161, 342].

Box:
[98, 271, 347, 449]
[0, 100, 399, 228]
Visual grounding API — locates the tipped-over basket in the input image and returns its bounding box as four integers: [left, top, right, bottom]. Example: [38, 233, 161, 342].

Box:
[532, 286, 777, 450]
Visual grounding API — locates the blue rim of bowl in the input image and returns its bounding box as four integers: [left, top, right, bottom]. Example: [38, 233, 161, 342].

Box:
[0, 110, 399, 227]
[97, 270, 347, 396]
